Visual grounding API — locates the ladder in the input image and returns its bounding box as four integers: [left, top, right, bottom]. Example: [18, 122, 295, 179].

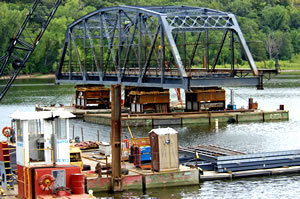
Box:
[0, 142, 14, 189]
[0, 0, 62, 101]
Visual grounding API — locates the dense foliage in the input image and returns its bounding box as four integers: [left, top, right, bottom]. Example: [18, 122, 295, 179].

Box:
[1, 0, 300, 73]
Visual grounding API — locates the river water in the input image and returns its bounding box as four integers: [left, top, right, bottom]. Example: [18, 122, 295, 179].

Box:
[0, 75, 300, 198]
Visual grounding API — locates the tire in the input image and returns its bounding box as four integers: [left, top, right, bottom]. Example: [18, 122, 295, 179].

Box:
[83, 164, 91, 171]
[107, 168, 129, 175]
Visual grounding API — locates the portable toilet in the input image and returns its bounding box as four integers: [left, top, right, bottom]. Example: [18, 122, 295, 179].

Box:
[149, 127, 179, 172]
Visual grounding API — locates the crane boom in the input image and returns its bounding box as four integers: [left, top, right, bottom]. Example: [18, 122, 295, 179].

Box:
[0, 0, 62, 101]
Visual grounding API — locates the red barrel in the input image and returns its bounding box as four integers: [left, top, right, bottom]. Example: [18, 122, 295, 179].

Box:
[71, 173, 85, 194]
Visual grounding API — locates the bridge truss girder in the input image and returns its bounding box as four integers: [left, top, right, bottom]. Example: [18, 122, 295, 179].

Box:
[56, 6, 260, 90]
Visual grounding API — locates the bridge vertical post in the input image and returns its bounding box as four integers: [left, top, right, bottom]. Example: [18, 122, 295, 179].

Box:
[257, 75, 264, 90]
[205, 29, 209, 70]
[111, 84, 123, 192]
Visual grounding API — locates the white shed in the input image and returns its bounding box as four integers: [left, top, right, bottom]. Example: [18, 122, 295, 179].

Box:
[10, 110, 75, 167]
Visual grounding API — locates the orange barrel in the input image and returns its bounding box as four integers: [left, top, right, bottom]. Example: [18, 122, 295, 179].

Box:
[71, 173, 85, 194]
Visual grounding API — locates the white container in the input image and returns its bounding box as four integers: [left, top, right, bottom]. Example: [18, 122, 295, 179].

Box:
[99, 141, 111, 156]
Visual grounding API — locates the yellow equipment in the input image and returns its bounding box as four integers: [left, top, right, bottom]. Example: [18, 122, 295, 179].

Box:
[70, 146, 83, 170]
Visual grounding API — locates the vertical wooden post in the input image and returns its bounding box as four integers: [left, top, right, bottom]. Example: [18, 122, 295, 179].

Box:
[111, 84, 123, 192]
[97, 130, 100, 142]
[81, 127, 84, 141]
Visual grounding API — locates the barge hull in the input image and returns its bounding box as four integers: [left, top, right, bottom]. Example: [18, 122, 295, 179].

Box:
[84, 110, 289, 127]
[86, 168, 199, 192]
[200, 166, 300, 181]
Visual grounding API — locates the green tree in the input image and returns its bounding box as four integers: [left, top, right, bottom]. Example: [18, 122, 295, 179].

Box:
[250, 0, 266, 11]
[229, 0, 252, 17]
[0, 3, 25, 55]
[290, 8, 300, 29]
[291, 29, 300, 54]
[261, 5, 290, 31]
[239, 17, 267, 61]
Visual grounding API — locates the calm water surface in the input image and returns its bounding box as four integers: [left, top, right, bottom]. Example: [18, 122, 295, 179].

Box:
[0, 75, 300, 198]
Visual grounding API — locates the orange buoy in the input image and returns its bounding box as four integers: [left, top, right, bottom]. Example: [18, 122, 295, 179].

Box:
[2, 127, 11, 137]
[39, 174, 55, 191]
[123, 138, 130, 149]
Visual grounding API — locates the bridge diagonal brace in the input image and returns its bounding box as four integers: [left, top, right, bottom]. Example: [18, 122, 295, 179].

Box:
[142, 17, 161, 72]
[120, 16, 139, 79]
[102, 14, 118, 74]
[211, 29, 229, 72]
[85, 21, 101, 74]
[138, 24, 160, 85]
[188, 32, 202, 70]
[70, 32, 86, 81]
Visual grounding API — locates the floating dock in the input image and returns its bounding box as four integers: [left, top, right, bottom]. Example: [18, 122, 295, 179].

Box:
[36, 105, 289, 127]
[179, 145, 300, 182]
[200, 166, 300, 181]
[83, 110, 289, 127]
[78, 144, 300, 193]
[4, 143, 300, 195]
[80, 151, 199, 192]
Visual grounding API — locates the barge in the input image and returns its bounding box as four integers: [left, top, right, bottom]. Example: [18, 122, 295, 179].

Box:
[84, 109, 289, 127]
[36, 105, 289, 127]
[0, 111, 297, 198]
[36, 85, 289, 127]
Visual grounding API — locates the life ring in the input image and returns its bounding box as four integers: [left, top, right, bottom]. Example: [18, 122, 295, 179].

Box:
[2, 127, 11, 137]
[39, 174, 55, 191]
[123, 139, 130, 149]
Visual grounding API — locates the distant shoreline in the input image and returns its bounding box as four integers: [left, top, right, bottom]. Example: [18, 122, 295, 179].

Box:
[15, 73, 55, 80]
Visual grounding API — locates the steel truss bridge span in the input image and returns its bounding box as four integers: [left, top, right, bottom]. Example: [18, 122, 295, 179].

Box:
[56, 5, 267, 89]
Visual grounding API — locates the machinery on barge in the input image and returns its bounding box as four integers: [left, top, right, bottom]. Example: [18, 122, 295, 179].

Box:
[3, 111, 91, 198]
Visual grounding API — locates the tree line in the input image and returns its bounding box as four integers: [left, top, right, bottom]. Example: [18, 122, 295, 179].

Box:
[1, 0, 300, 73]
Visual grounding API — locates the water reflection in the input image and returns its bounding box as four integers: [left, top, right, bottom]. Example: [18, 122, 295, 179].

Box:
[94, 185, 201, 199]
[199, 174, 300, 199]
